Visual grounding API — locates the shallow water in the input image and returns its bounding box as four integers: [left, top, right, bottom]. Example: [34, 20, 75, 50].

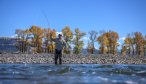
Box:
[0, 64, 146, 84]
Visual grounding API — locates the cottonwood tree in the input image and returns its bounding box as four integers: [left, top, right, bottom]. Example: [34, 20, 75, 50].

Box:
[124, 33, 135, 55]
[15, 29, 31, 53]
[73, 28, 86, 54]
[121, 44, 127, 56]
[97, 30, 119, 55]
[48, 29, 56, 53]
[88, 30, 98, 54]
[97, 33, 108, 54]
[134, 32, 144, 56]
[62, 26, 73, 54]
[43, 28, 56, 53]
[123, 32, 146, 56]
[143, 35, 146, 56]
[29, 25, 44, 53]
[43, 28, 51, 53]
[107, 31, 119, 55]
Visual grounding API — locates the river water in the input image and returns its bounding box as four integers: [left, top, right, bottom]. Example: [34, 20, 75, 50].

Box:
[0, 64, 146, 84]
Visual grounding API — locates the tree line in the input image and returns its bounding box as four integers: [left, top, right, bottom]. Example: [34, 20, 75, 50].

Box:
[15, 25, 146, 56]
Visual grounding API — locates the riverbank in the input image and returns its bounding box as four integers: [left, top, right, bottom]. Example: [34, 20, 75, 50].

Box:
[0, 54, 146, 64]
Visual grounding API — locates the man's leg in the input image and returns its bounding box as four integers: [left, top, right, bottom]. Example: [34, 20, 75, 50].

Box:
[55, 50, 58, 64]
[59, 51, 62, 64]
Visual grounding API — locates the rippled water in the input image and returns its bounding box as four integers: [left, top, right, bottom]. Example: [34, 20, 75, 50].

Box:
[0, 64, 146, 84]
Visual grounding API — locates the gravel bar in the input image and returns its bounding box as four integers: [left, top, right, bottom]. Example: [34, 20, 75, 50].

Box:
[0, 54, 146, 64]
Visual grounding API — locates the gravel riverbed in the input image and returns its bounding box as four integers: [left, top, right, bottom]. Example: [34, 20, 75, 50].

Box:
[0, 54, 146, 64]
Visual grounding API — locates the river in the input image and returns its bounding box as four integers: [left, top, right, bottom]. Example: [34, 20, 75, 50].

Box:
[0, 64, 146, 84]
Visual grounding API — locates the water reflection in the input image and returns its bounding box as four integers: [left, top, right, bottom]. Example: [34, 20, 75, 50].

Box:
[0, 64, 146, 84]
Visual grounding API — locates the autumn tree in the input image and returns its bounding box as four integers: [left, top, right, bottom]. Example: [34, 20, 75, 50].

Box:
[42, 28, 56, 53]
[48, 29, 56, 53]
[73, 28, 86, 54]
[29, 25, 44, 53]
[97, 30, 119, 55]
[134, 32, 144, 56]
[15, 29, 31, 53]
[62, 26, 73, 54]
[107, 31, 119, 55]
[124, 37, 131, 55]
[23, 29, 32, 52]
[43, 28, 51, 53]
[123, 32, 146, 56]
[42, 28, 49, 53]
[88, 30, 98, 54]
[87, 40, 93, 54]
[123, 33, 135, 55]
[121, 45, 127, 56]
[143, 35, 146, 56]
[97, 33, 108, 54]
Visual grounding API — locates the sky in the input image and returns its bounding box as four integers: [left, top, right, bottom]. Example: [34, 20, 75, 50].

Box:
[0, 0, 146, 49]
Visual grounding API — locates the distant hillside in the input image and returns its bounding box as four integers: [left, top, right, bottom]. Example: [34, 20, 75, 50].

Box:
[0, 37, 18, 53]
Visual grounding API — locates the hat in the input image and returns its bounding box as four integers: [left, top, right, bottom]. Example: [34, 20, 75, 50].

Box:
[58, 34, 62, 36]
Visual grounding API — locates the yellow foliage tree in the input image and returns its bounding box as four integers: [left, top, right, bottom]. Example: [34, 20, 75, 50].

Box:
[123, 32, 146, 56]
[62, 26, 73, 54]
[43, 28, 51, 53]
[49, 29, 56, 53]
[134, 32, 144, 56]
[97, 34, 108, 54]
[29, 25, 44, 53]
[121, 45, 126, 56]
[15, 29, 31, 53]
[73, 28, 86, 54]
[97, 30, 119, 55]
[124, 36, 132, 55]
[143, 35, 146, 56]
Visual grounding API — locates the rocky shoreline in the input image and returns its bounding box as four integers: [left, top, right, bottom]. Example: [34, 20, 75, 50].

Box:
[0, 54, 146, 64]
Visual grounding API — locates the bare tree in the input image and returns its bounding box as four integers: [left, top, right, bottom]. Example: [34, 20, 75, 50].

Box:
[88, 30, 98, 54]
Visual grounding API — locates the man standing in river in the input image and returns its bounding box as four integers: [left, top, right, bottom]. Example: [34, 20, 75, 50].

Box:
[50, 33, 66, 64]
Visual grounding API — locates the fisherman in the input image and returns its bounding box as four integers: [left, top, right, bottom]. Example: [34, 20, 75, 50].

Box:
[50, 33, 66, 64]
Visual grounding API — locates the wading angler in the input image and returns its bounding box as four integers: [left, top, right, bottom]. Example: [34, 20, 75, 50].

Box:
[50, 33, 66, 64]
